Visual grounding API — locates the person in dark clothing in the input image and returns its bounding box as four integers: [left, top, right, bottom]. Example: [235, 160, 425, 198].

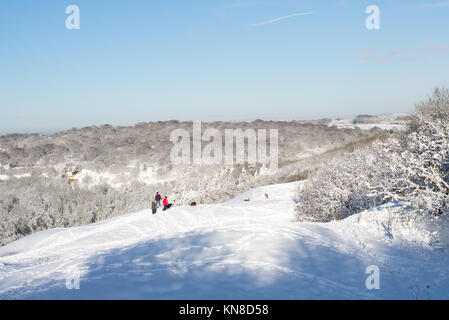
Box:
[151, 201, 157, 214]
[155, 192, 162, 207]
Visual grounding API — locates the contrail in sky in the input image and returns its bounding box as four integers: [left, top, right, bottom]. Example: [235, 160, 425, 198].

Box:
[250, 12, 313, 27]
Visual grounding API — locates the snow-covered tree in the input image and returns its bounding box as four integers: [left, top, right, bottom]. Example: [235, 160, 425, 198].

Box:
[297, 88, 449, 244]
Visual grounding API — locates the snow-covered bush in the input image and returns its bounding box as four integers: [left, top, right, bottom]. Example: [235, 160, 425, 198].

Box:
[405, 88, 449, 216]
[297, 138, 403, 221]
[297, 88, 449, 242]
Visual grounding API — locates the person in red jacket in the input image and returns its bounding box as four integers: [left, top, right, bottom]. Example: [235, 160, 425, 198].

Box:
[162, 196, 169, 211]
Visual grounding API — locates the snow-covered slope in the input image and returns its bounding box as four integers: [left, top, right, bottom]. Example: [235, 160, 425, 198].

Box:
[0, 182, 448, 299]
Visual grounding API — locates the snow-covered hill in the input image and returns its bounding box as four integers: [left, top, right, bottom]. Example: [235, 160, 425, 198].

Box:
[0, 181, 448, 299]
[0, 120, 392, 247]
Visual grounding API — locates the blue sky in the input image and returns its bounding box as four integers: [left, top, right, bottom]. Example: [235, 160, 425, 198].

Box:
[0, 0, 448, 134]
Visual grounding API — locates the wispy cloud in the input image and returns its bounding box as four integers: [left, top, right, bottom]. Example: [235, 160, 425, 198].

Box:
[418, 1, 449, 8]
[421, 42, 449, 54]
[358, 43, 449, 63]
[358, 48, 410, 63]
[250, 12, 313, 27]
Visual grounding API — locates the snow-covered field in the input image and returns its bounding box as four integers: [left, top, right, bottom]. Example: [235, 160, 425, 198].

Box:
[0, 181, 448, 299]
[328, 119, 407, 131]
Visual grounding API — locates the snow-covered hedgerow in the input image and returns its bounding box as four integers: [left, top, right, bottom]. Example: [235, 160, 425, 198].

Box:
[297, 88, 449, 244]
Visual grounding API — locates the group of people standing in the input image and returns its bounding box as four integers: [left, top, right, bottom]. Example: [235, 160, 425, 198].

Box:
[151, 192, 171, 214]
